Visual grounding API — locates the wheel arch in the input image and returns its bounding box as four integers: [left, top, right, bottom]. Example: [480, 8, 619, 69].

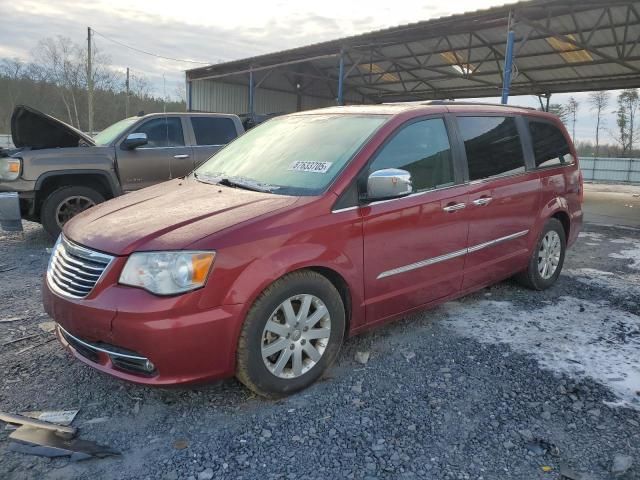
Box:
[536, 196, 571, 242]
[34, 170, 121, 215]
[304, 266, 352, 337]
[222, 245, 362, 339]
[550, 210, 570, 240]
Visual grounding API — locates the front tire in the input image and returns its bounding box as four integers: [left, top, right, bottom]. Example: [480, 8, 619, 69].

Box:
[515, 218, 566, 290]
[41, 186, 105, 238]
[236, 270, 345, 398]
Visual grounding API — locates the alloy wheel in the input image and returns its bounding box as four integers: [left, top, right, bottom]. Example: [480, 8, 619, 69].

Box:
[55, 196, 96, 228]
[261, 294, 331, 379]
[538, 230, 561, 279]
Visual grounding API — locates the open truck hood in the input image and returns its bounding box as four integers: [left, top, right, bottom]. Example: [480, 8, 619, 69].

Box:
[11, 105, 95, 149]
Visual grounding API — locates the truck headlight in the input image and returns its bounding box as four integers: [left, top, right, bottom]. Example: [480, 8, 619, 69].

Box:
[0, 157, 21, 181]
[119, 251, 215, 295]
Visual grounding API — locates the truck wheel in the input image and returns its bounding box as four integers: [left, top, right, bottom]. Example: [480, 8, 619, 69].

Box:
[41, 186, 105, 237]
[236, 270, 345, 398]
[515, 218, 566, 290]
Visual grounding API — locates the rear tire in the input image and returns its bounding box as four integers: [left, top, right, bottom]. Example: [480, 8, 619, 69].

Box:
[515, 218, 566, 290]
[41, 186, 104, 238]
[236, 270, 345, 398]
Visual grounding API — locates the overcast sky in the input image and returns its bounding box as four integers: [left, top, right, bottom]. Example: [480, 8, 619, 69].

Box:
[0, 0, 624, 143]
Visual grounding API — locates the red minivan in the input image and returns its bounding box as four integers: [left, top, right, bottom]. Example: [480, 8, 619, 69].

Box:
[43, 102, 583, 397]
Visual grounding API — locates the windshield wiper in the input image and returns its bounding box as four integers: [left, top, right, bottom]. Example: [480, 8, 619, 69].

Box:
[193, 172, 277, 193]
[218, 177, 276, 193]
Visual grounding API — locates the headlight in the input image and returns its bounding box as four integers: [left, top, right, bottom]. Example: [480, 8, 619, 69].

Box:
[0, 157, 21, 181]
[119, 251, 216, 295]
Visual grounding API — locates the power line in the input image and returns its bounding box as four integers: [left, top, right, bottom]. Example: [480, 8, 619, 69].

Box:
[91, 28, 212, 65]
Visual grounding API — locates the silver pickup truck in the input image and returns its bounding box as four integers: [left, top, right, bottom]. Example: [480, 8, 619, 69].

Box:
[0, 106, 244, 236]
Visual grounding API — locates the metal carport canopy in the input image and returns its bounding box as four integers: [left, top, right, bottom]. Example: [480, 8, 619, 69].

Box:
[186, 0, 640, 105]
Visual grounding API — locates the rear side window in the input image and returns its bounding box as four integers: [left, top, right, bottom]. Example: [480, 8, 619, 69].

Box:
[457, 116, 525, 181]
[529, 120, 572, 168]
[191, 117, 237, 146]
[133, 117, 184, 147]
[369, 118, 455, 192]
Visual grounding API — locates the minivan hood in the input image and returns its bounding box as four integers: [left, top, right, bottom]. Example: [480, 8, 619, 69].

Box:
[11, 105, 95, 149]
[64, 177, 298, 255]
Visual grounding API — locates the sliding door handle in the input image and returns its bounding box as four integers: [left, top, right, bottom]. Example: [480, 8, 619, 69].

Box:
[442, 202, 466, 212]
[173, 154, 190, 159]
[472, 197, 493, 206]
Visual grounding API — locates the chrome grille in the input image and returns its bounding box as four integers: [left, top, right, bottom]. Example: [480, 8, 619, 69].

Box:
[47, 236, 114, 299]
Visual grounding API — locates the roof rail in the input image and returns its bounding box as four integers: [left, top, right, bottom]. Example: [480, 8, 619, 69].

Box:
[421, 100, 535, 110]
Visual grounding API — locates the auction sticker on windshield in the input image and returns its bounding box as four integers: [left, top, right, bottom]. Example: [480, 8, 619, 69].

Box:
[288, 161, 333, 173]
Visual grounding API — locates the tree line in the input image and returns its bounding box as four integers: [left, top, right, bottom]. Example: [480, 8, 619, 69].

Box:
[0, 36, 185, 135]
[547, 89, 640, 158]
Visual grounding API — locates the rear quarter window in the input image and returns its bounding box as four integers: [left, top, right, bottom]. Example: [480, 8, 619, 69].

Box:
[528, 120, 572, 168]
[457, 116, 525, 181]
[191, 117, 237, 146]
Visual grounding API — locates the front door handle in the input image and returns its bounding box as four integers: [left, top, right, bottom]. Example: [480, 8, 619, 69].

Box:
[443, 202, 466, 212]
[472, 197, 493, 206]
[173, 154, 190, 159]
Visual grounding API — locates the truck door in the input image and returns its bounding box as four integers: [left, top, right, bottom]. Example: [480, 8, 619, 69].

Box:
[116, 116, 193, 191]
[189, 116, 240, 167]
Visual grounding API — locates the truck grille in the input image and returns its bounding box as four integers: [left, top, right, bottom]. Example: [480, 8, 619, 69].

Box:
[47, 236, 114, 299]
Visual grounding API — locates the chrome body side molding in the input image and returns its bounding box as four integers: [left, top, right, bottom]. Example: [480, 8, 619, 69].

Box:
[377, 230, 529, 279]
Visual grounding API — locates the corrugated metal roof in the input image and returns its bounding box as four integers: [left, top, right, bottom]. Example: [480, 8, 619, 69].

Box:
[187, 0, 640, 103]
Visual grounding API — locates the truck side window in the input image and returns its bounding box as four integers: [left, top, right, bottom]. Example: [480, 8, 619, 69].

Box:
[529, 120, 572, 168]
[369, 118, 455, 192]
[134, 117, 184, 148]
[457, 116, 525, 180]
[191, 117, 237, 145]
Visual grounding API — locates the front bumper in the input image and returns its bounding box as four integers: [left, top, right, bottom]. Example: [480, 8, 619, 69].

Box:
[0, 192, 22, 231]
[43, 278, 245, 386]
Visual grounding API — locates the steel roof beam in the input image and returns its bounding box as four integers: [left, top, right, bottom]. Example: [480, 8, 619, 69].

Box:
[517, 11, 640, 74]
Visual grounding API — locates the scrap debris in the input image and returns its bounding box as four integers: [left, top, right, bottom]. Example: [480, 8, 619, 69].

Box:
[0, 316, 23, 323]
[8, 427, 119, 461]
[0, 410, 119, 461]
[21, 409, 79, 426]
[37, 321, 56, 333]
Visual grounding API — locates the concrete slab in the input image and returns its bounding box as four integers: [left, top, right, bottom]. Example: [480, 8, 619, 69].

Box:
[583, 183, 640, 229]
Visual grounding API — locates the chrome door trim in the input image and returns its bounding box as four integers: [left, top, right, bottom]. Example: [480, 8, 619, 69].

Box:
[331, 206, 360, 214]
[331, 182, 460, 213]
[377, 247, 468, 279]
[466, 229, 529, 253]
[376, 229, 529, 279]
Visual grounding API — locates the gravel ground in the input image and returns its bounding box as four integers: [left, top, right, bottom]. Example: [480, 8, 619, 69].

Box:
[1, 221, 639, 480]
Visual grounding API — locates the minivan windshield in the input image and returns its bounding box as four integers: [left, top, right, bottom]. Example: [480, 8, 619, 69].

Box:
[93, 117, 139, 146]
[194, 114, 389, 195]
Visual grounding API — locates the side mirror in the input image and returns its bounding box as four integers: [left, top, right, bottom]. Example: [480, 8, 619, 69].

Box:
[122, 133, 148, 150]
[366, 168, 412, 201]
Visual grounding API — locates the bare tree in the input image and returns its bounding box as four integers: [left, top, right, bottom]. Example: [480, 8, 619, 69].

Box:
[0, 58, 26, 107]
[588, 91, 609, 158]
[566, 97, 579, 143]
[612, 89, 639, 155]
[547, 103, 569, 123]
[32, 36, 115, 129]
[130, 73, 152, 99]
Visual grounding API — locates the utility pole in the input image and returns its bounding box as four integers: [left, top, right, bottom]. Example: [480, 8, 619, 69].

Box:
[125, 67, 130, 117]
[87, 27, 94, 135]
